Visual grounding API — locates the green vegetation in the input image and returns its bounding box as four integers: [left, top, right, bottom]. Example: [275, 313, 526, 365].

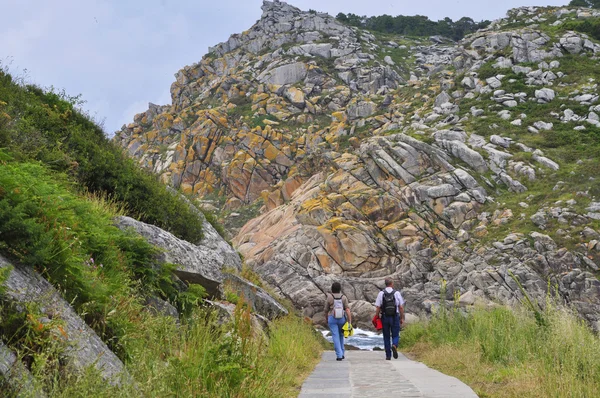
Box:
[4, 306, 322, 398]
[0, 70, 324, 396]
[401, 295, 600, 397]
[336, 12, 490, 41]
[0, 155, 204, 357]
[563, 16, 600, 41]
[570, 0, 600, 8]
[0, 69, 203, 242]
[222, 200, 263, 233]
[453, 54, 600, 251]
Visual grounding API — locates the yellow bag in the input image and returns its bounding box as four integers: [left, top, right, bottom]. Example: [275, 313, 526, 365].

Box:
[342, 321, 354, 337]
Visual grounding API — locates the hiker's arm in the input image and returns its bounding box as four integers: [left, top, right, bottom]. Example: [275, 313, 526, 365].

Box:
[399, 305, 405, 325]
[324, 295, 330, 319]
[345, 307, 352, 325]
[374, 292, 381, 318]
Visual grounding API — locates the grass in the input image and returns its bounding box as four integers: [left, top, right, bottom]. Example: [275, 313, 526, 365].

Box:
[0, 152, 323, 396]
[31, 309, 323, 398]
[401, 301, 600, 398]
[0, 68, 204, 242]
[453, 53, 600, 250]
[0, 155, 204, 355]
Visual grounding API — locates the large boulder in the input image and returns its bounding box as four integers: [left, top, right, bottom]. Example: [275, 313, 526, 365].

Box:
[258, 62, 308, 85]
[114, 216, 240, 297]
[234, 134, 487, 327]
[167, 186, 242, 271]
[0, 256, 127, 385]
[223, 274, 288, 320]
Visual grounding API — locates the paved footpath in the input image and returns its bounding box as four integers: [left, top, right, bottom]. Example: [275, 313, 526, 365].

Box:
[299, 351, 478, 398]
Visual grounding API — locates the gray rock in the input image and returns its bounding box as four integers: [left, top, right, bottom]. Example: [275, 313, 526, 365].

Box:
[533, 154, 560, 171]
[434, 91, 452, 107]
[0, 341, 46, 398]
[206, 300, 269, 336]
[560, 34, 584, 54]
[0, 256, 127, 385]
[588, 203, 600, 212]
[486, 77, 502, 89]
[145, 296, 179, 320]
[288, 43, 332, 58]
[535, 88, 555, 103]
[427, 184, 459, 198]
[168, 187, 243, 271]
[436, 140, 488, 173]
[531, 212, 547, 227]
[258, 62, 308, 85]
[533, 121, 553, 131]
[490, 135, 512, 148]
[347, 101, 376, 119]
[224, 274, 288, 319]
[433, 130, 467, 142]
[115, 216, 240, 297]
[471, 107, 484, 117]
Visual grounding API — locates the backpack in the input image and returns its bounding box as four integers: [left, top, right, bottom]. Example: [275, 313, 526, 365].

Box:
[382, 290, 397, 316]
[332, 294, 345, 319]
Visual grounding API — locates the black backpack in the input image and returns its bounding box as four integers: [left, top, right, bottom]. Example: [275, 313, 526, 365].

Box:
[382, 290, 397, 316]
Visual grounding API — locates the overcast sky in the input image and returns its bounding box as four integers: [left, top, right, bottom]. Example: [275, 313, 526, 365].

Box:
[1, 0, 569, 134]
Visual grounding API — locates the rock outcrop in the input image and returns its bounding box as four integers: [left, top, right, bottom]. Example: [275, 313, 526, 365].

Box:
[0, 341, 46, 398]
[0, 256, 127, 385]
[114, 1, 600, 329]
[223, 274, 288, 320]
[115, 216, 241, 297]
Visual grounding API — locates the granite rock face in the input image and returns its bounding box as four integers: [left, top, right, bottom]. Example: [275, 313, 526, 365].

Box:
[114, 1, 600, 329]
[223, 274, 288, 320]
[0, 256, 127, 385]
[115, 216, 240, 297]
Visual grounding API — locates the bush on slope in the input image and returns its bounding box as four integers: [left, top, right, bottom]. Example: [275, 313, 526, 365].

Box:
[0, 69, 203, 242]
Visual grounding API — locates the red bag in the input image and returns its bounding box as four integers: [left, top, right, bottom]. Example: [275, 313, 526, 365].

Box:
[372, 315, 383, 330]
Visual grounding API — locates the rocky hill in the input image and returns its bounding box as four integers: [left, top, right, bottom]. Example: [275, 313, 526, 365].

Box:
[114, 1, 600, 330]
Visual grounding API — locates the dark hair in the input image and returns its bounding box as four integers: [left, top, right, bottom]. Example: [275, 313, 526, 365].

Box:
[331, 282, 341, 293]
[385, 278, 393, 287]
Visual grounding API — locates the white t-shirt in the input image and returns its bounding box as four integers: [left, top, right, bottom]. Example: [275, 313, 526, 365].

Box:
[375, 287, 405, 313]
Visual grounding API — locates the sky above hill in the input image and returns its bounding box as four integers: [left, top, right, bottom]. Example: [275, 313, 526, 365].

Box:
[0, 0, 569, 134]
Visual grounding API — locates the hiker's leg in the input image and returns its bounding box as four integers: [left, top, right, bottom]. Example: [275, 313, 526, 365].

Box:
[328, 315, 343, 359]
[382, 315, 392, 359]
[391, 313, 400, 348]
[338, 318, 345, 358]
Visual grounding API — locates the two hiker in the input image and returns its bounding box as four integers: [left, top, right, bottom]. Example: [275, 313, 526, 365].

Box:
[325, 278, 405, 361]
[374, 278, 405, 360]
[324, 282, 352, 361]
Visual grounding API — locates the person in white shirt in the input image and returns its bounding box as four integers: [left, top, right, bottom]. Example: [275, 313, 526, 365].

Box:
[374, 278, 405, 360]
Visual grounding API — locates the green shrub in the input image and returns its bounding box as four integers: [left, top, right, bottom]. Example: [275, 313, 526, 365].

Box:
[0, 69, 203, 242]
[0, 158, 196, 355]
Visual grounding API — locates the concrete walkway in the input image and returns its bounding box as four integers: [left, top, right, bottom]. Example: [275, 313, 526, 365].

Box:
[299, 351, 478, 398]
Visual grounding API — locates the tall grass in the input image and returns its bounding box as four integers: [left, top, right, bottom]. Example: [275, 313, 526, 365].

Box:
[401, 302, 600, 397]
[0, 155, 323, 396]
[39, 309, 322, 398]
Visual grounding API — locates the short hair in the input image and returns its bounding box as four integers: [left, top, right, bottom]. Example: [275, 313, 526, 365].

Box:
[384, 278, 393, 287]
[331, 282, 341, 293]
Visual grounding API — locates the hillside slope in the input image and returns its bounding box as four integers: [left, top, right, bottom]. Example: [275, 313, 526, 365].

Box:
[114, 1, 600, 330]
[0, 67, 321, 396]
